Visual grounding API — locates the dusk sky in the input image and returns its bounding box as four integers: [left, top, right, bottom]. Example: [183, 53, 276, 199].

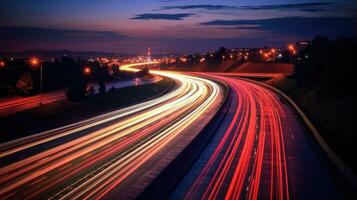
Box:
[1, 0, 357, 54]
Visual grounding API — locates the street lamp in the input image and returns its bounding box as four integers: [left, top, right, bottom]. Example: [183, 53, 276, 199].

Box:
[288, 44, 297, 56]
[288, 45, 295, 51]
[30, 58, 43, 105]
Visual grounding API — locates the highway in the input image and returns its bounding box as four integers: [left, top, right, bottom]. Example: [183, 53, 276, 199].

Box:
[0, 90, 66, 116]
[0, 63, 224, 199]
[0, 63, 345, 199]
[171, 74, 343, 200]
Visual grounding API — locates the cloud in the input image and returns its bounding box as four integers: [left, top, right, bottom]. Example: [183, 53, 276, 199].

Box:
[131, 13, 194, 20]
[0, 27, 128, 42]
[0, 27, 131, 52]
[158, 2, 333, 12]
[239, 2, 333, 11]
[0, 26, 275, 53]
[157, 0, 187, 2]
[159, 5, 236, 11]
[200, 17, 357, 37]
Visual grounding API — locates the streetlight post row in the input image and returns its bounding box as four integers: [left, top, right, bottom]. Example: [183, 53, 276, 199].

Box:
[30, 58, 43, 106]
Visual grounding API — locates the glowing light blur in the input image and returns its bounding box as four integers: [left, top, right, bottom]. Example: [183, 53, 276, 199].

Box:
[30, 58, 39, 66]
[83, 66, 91, 74]
[0, 62, 223, 199]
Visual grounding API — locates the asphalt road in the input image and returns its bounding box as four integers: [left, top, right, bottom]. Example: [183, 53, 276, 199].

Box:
[171, 74, 343, 200]
[0, 63, 224, 199]
[0, 64, 346, 199]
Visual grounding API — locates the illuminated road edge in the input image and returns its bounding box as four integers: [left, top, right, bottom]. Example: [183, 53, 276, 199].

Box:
[0, 62, 225, 199]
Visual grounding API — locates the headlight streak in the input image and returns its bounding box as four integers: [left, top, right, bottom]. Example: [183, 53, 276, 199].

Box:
[0, 63, 223, 199]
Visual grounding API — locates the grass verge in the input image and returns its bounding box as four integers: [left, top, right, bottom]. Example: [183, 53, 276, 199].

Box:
[270, 76, 356, 175]
[0, 78, 174, 143]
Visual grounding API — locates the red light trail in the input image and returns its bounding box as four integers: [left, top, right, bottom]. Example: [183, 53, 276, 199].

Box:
[0, 63, 344, 199]
[0, 63, 224, 199]
[181, 75, 290, 200]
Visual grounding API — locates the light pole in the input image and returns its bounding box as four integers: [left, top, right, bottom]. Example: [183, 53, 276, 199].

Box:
[30, 58, 43, 105]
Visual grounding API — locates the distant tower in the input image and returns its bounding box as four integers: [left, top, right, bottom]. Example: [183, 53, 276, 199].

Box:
[147, 48, 152, 62]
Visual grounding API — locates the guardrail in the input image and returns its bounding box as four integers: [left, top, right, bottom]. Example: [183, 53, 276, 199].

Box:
[241, 77, 357, 197]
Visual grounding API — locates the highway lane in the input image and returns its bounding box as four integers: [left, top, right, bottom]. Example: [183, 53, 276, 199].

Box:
[0, 76, 160, 117]
[0, 63, 225, 199]
[0, 90, 66, 116]
[171, 74, 343, 200]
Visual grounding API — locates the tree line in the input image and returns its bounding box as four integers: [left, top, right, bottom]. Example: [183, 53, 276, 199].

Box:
[295, 36, 357, 97]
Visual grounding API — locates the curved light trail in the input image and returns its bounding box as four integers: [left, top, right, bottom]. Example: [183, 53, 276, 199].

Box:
[172, 74, 342, 200]
[0, 63, 342, 200]
[0, 63, 224, 199]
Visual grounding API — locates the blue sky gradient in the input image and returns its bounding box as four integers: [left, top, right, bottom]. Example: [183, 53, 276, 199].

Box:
[0, 0, 356, 53]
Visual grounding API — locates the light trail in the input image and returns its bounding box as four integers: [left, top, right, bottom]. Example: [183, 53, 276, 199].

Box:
[172, 74, 290, 200]
[0, 62, 224, 199]
[169, 72, 343, 200]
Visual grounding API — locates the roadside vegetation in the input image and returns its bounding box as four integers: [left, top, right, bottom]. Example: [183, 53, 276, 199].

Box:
[0, 56, 149, 99]
[273, 36, 357, 173]
[0, 78, 174, 143]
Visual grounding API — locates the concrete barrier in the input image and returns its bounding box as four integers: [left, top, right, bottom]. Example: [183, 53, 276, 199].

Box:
[137, 80, 230, 199]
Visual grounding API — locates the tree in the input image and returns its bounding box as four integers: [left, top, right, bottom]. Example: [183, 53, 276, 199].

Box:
[87, 85, 95, 95]
[65, 66, 87, 101]
[16, 72, 34, 96]
[65, 80, 87, 101]
[0, 85, 16, 98]
[295, 35, 357, 96]
[99, 82, 106, 94]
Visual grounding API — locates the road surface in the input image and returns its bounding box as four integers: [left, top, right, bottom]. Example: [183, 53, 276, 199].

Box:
[0, 64, 346, 199]
[0, 63, 225, 199]
[171, 74, 343, 200]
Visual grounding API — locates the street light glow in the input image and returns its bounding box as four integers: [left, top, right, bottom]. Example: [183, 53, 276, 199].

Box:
[30, 58, 40, 67]
[288, 45, 295, 51]
[84, 67, 92, 74]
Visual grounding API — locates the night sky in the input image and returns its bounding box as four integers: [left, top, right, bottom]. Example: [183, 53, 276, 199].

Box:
[1, 0, 356, 54]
